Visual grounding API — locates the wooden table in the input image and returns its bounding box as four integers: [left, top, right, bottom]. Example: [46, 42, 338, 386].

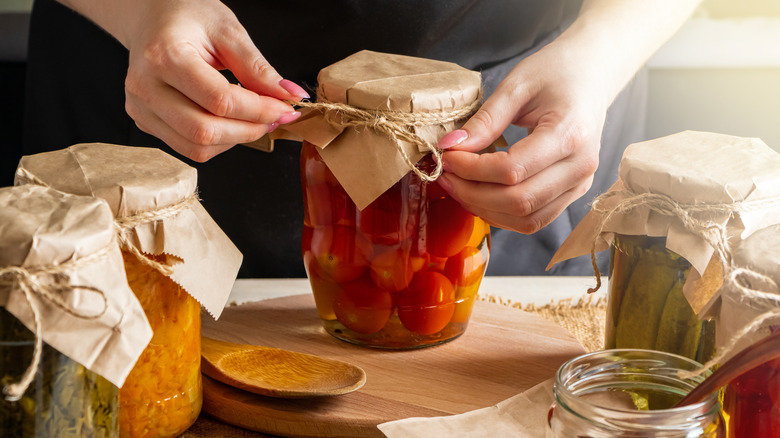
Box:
[184, 276, 601, 437]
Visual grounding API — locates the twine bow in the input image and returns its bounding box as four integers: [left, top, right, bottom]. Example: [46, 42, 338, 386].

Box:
[585, 188, 780, 377]
[288, 93, 482, 182]
[0, 248, 110, 401]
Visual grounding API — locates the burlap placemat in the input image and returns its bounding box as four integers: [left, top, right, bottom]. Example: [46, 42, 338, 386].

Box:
[181, 295, 607, 437]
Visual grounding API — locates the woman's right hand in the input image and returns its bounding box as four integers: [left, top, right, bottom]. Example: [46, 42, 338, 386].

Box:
[60, 0, 308, 161]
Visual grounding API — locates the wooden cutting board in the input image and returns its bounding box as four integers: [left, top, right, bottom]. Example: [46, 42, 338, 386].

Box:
[201, 294, 585, 437]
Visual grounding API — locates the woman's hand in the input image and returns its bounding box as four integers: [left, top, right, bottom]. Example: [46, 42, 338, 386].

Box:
[436, 40, 606, 234]
[59, 0, 309, 161]
[435, 0, 701, 234]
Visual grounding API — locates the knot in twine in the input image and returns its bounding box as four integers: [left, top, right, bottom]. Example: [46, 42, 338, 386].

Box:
[113, 192, 200, 276]
[586, 188, 780, 378]
[0, 246, 111, 401]
[16, 166, 199, 277]
[288, 93, 482, 182]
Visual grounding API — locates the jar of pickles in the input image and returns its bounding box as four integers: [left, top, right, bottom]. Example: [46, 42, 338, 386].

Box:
[715, 224, 780, 437]
[288, 50, 491, 348]
[549, 131, 780, 361]
[547, 349, 725, 437]
[605, 234, 716, 363]
[0, 185, 151, 438]
[16, 143, 243, 437]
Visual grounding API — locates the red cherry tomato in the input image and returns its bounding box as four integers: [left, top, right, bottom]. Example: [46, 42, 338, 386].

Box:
[300, 141, 339, 186]
[333, 277, 394, 334]
[444, 246, 486, 288]
[308, 225, 373, 283]
[359, 181, 416, 246]
[397, 271, 455, 335]
[425, 196, 475, 258]
[369, 248, 415, 292]
[303, 182, 356, 228]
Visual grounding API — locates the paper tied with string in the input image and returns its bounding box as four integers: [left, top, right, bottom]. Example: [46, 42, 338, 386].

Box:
[548, 131, 780, 314]
[15, 143, 243, 319]
[245, 50, 495, 210]
[0, 184, 152, 394]
[711, 223, 780, 363]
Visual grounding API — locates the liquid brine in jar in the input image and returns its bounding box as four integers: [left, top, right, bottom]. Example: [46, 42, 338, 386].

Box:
[118, 252, 202, 438]
[301, 141, 490, 349]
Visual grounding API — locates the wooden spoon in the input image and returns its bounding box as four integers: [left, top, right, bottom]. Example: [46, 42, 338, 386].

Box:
[675, 329, 780, 407]
[201, 337, 367, 398]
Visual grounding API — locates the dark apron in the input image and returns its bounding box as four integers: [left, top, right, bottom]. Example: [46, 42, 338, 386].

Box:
[24, 0, 643, 278]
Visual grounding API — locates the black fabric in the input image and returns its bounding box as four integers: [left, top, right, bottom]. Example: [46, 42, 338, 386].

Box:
[23, 0, 643, 279]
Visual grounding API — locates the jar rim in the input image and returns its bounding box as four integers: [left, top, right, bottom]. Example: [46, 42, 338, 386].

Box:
[553, 348, 719, 431]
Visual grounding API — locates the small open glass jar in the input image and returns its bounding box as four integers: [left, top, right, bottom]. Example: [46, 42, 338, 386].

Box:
[606, 234, 716, 363]
[302, 143, 490, 349]
[547, 349, 725, 437]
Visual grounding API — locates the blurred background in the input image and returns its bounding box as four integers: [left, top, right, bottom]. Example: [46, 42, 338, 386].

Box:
[2, 0, 780, 187]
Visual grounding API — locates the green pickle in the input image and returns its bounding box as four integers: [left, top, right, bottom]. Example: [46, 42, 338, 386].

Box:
[606, 235, 716, 363]
[0, 308, 117, 437]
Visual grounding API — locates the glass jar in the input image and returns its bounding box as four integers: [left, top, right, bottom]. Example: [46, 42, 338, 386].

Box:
[118, 251, 202, 437]
[300, 141, 490, 349]
[722, 348, 780, 437]
[547, 349, 725, 437]
[606, 234, 716, 363]
[0, 308, 118, 437]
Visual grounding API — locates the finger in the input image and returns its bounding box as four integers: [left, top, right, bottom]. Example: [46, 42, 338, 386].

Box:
[441, 124, 568, 185]
[157, 51, 298, 124]
[126, 82, 273, 161]
[441, 154, 590, 216]
[438, 77, 531, 152]
[209, 24, 309, 101]
[441, 171, 588, 234]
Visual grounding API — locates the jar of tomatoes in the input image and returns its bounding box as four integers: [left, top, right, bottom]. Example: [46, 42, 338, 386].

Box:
[16, 143, 243, 437]
[0, 185, 151, 438]
[293, 51, 491, 349]
[301, 144, 490, 348]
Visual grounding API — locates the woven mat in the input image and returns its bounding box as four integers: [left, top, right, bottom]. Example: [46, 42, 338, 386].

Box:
[181, 296, 607, 437]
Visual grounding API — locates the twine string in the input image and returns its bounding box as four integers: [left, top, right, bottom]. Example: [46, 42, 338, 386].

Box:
[288, 94, 482, 182]
[0, 246, 111, 401]
[585, 188, 780, 377]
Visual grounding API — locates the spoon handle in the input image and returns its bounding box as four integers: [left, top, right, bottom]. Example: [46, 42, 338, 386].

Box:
[675, 329, 780, 407]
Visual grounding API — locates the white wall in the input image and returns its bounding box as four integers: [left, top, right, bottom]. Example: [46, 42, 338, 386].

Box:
[646, 10, 780, 152]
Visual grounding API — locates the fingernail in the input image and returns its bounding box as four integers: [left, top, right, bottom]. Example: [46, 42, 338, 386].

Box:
[279, 79, 310, 99]
[438, 130, 468, 149]
[276, 111, 301, 125]
[268, 122, 279, 133]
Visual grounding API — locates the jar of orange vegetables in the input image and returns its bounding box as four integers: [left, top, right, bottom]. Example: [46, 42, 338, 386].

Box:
[16, 143, 243, 437]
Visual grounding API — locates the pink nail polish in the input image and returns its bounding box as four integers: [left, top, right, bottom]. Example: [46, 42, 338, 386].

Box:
[268, 122, 279, 133]
[276, 111, 301, 125]
[438, 130, 468, 149]
[279, 79, 310, 99]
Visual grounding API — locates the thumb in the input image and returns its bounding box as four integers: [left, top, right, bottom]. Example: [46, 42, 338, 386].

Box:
[437, 91, 518, 152]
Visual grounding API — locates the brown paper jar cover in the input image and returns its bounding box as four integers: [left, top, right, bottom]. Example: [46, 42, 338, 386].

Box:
[260, 50, 484, 210]
[0, 184, 152, 388]
[15, 142, 243, 318]
[549, 131, 780, 309]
